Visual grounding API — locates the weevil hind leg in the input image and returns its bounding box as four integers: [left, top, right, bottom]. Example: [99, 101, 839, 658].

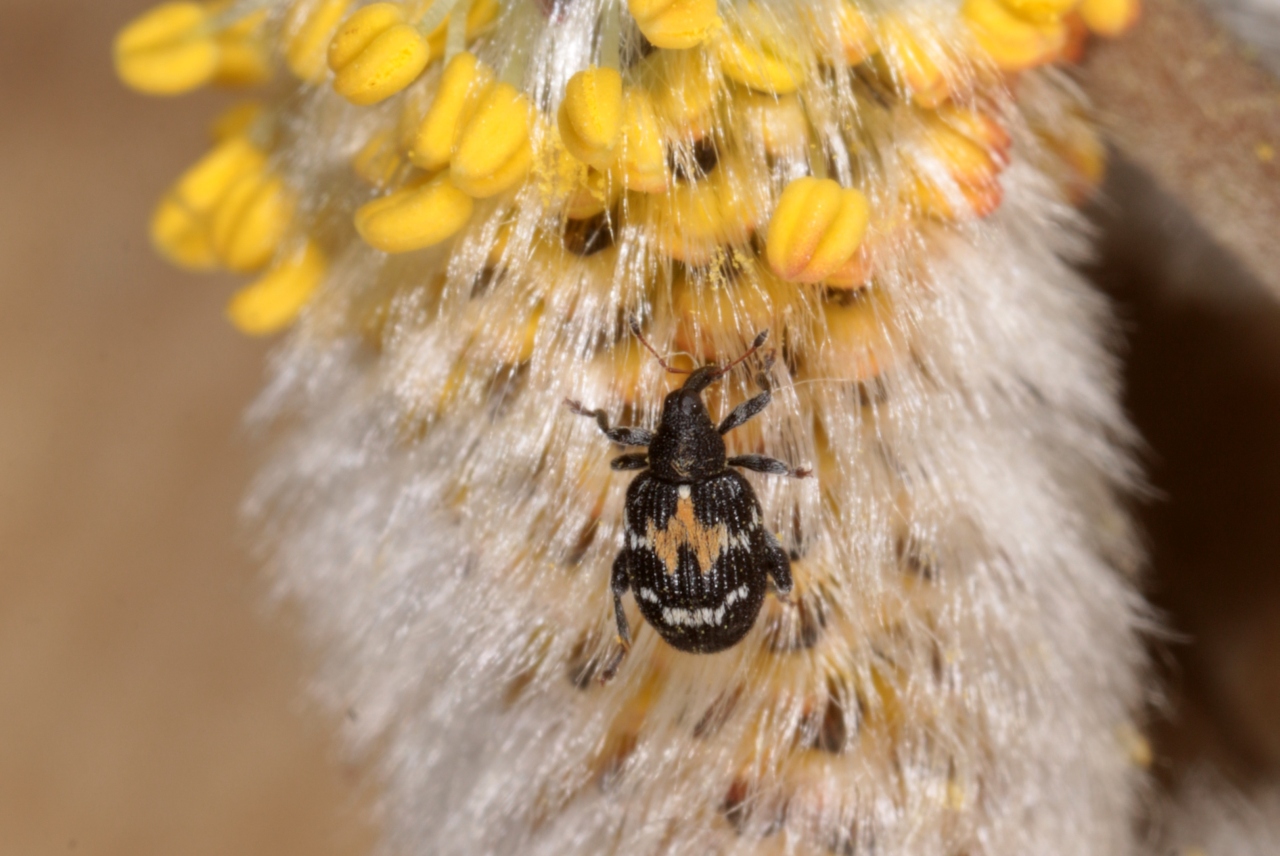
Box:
[761, 528, 793, 600]
[601, 552, 633, 683]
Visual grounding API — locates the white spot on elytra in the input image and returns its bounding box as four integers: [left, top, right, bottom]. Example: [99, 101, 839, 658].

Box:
[661, 587, 747, 628]
[722, 584, 749, 609]
[639, 587, 658, 603]
[677, 485, 691, 499]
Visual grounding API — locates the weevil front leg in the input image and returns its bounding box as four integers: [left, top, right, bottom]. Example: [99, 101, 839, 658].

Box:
[718, 351, 781, 435]
[600, 550, 633, 683]
[564, 399, 655, 447]
[610, 452, 648, 471]
[717, 390, 771, 435]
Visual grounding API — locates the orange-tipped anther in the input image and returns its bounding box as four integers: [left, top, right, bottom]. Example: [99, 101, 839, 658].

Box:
[766, 177, 871, 283]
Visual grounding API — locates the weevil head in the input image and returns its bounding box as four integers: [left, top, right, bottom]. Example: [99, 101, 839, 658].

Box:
[648, 367, 726, 483]
[635, 328, 768, 483]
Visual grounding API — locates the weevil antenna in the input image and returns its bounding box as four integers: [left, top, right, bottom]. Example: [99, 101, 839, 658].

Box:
[710, 329, 770, 380]
[629, 317, 691, 375]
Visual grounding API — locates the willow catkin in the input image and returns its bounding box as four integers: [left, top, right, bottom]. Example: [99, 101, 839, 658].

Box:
[117, 0, 1155, 854]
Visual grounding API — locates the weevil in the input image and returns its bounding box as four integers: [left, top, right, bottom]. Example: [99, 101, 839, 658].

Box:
[566, 324, 810, 681]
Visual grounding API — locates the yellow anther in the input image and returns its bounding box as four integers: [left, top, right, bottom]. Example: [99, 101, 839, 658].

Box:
[923, 116, 1004, 188]
[824, 244, 874, 289]
[670, 262, 783, 362]
[718, 36, 803, 95]
[1079, 0, 1140, 36]
[482, 303, 542, 365]
[423, 0, 502, 56]
[210, 171, 296, 273]
[211, 2, 263, 38]
[766, 177, 870, 283]
[355, 174, 474, 253]
[806, 287, 906, 383]
[803, 1, 877, 66]
[529, 124, 589, 211]
[736, 91, 810, 158]
[353, 129, 407, 188]
[717, 5, 807, 95]
[934, 105, 1012, 162]
[646, 170, 762, 265]
[962, 0, 1067, 70]
[835, 1, 877, 65]
[614, 88, 668, 193]
[563, 168, 620, 220]
[1038, 115, 1106, 203]
[213, 30, 272, 87]
[114, 1, 219, 95]
[209, 100, 263, 142]
[150, 136, 266, 270]
[284, 0, 353, 81]
[640, 48, 721, 142]
[996, 0, 1079, 23]
[1116, 723, 1153, 769]
[150, 206, 218, 271]
[875, 15, 953, 108]
[328, 2, 431, 105]
[226, 240, 327, 336]
[410, 51, 496, 171]
[327, 2, 402, 67]
[450, 83, 533, 197]
[628, 0, 723, 49]
[908, 171, 1004, 220]
[558, 67, 624, 171]
[586, 345, 653, 409]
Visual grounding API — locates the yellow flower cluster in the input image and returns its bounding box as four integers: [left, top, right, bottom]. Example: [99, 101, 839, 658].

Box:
[116, 0, 1135, 338]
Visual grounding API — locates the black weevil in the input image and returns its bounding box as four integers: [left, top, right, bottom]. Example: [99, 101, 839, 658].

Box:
[566, 323, 809, 680]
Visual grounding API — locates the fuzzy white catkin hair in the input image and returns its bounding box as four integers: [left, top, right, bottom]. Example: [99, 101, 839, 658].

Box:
[250, 183, 1150, 856]
[116, 0, 1166, 853]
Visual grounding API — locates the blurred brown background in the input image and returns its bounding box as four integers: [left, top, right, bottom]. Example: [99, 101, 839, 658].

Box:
[0, 1, 1276, 854]
[0, 1, 372, 853]
[1095, 161, 1280, 786]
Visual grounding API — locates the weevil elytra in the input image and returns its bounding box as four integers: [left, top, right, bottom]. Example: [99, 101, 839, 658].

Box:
[566, 324, 810, 680]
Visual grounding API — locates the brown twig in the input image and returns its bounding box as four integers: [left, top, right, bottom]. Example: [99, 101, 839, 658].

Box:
[1081, 0, 1280, 297]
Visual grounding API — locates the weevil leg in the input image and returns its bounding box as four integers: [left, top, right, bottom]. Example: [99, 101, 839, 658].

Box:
[601, 551, 632, 683]
[610, 452, 649, 471]
[761, 528, 794, 600]
[717, 391, 771, 435]
[728, 453, 812, 479]
[564, 399, 654, 447]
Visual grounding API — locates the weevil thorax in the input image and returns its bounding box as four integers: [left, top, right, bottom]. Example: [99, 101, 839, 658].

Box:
[647, 366, 726, 484]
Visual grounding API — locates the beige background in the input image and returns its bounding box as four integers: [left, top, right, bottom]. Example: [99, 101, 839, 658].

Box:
[1, 2, 1277, 855]
[0, 1, 372, 853]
